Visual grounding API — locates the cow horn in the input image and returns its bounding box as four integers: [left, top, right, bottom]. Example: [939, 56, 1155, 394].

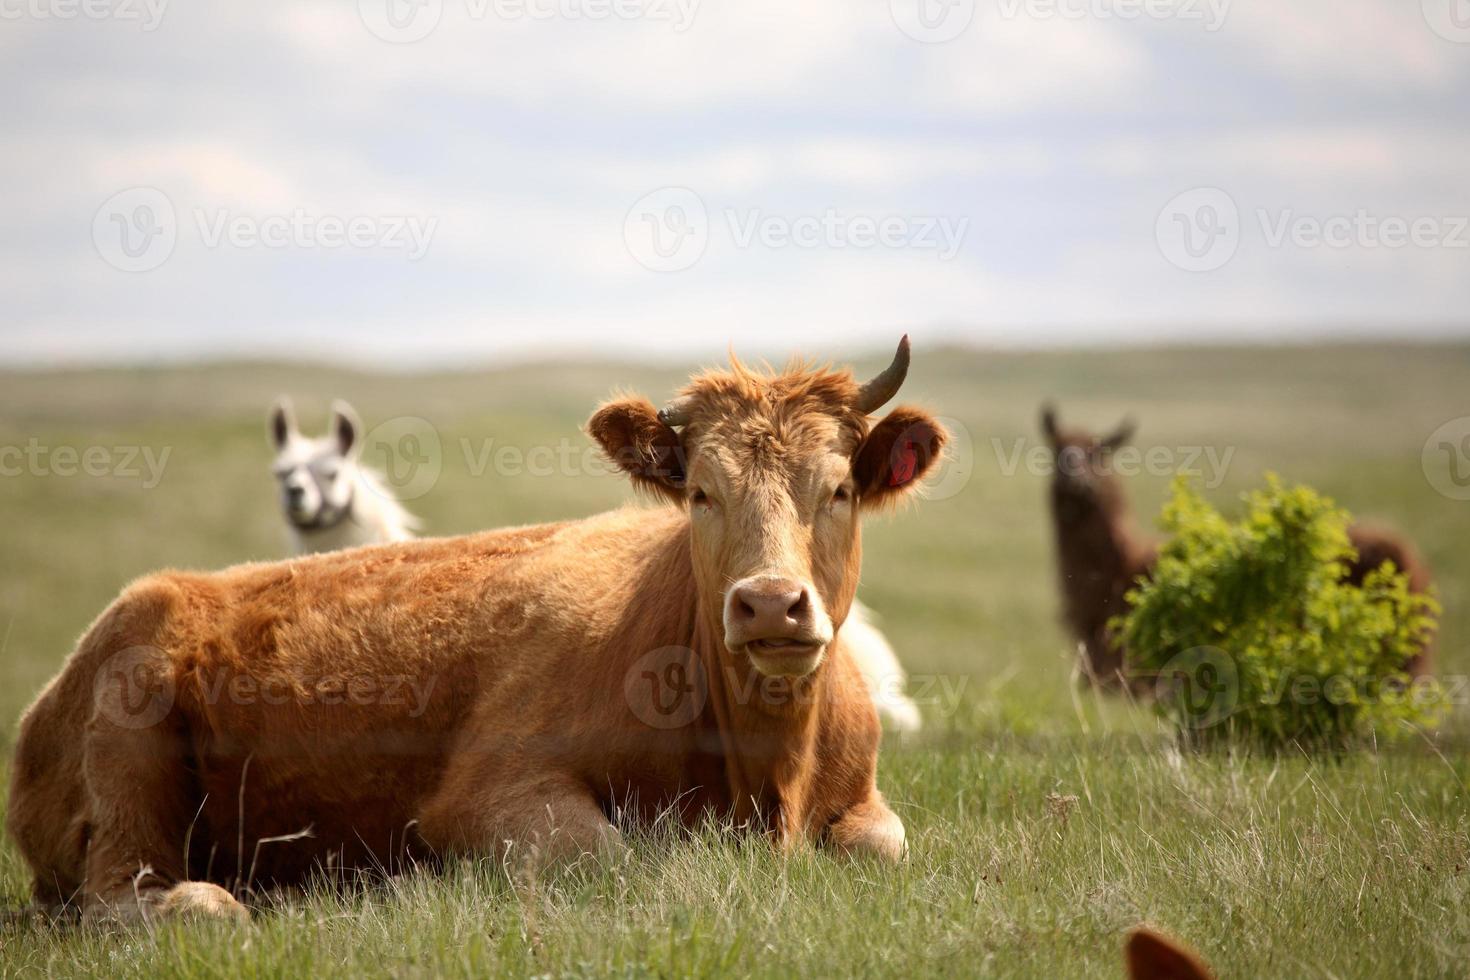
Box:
[853, 335, 911, 414]
[658, 396, 693, 428]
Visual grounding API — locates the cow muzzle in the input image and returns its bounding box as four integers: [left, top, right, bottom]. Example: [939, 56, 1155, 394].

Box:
[724, 576, 833, 677]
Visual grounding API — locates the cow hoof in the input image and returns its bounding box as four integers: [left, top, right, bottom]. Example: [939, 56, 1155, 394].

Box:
[157, 882, 250, 922]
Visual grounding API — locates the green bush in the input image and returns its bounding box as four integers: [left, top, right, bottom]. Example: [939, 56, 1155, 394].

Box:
[1116, 476, 1442, 747]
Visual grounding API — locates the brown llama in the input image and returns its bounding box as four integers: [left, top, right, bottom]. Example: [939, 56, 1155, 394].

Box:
[1040, 404, 1435, 689]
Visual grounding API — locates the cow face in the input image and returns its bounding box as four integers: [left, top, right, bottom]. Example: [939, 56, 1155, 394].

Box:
[268, 398, 363, 530]
[590, 338, 946, 679]
[1040, 403, 1135, 516]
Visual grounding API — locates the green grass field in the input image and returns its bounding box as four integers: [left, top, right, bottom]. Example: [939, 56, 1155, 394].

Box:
[1, 344, 1467, 977]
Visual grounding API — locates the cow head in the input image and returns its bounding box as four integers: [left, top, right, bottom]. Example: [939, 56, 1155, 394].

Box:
[1040, 402, 1136, 518]
[268, 397, 363, 530]
[589, 338, 946, 679]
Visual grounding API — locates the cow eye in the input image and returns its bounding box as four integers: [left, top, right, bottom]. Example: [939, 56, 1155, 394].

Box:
[832, 486, 850, 504]
[690, 487, 709, 506]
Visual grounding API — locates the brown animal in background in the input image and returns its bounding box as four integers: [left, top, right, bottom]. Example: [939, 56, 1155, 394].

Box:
[7, 338, 944, 924]
[1041, 405, 1159, 689]
[1041, 404, 1435, 688]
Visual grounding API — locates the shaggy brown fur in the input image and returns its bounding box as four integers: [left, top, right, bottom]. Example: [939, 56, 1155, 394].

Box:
[7, 345, 946, 924]
[1041, 405, 1435, 688]
[1041, 406, 1158, 689]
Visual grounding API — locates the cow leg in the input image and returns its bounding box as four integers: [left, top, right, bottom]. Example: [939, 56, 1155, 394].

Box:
[418, 767, 623, 868]
[826, 791, 905, 863]
[78, 709, 248, 925]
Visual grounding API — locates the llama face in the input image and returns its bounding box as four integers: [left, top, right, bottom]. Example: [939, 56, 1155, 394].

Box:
[1040, 404, 1136, 510]
[269, 399, 362, 530]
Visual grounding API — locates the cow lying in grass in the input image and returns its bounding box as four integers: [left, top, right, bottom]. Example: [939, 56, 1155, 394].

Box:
[7, 339, 944, 924]
[1041, 404, 1436, 688]
[266, 396, 923, 730]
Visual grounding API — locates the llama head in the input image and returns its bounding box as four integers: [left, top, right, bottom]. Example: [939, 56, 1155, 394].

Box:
[268, 397, 363, 530]
[1040, 402, 1136, 517]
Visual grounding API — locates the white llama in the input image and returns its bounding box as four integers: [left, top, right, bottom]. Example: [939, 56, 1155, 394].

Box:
[267, 397, 419, 555]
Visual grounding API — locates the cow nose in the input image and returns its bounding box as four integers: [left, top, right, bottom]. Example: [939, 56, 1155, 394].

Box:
[286, 484, 306, 502]
[729, 580, 813, 639]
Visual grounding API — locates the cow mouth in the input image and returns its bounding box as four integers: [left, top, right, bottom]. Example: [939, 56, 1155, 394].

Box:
[743, 639, 826, 677]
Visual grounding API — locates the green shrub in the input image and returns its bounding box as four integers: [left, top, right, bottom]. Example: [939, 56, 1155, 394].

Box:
[1116, 476, 1442, 747]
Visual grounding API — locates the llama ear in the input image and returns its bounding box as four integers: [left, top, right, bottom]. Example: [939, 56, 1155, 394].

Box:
[1040, 402, 1060, 446]
[853, 407, 947, 508]
[329, 400, 363, 459]
[269, 397, 297, 451]
[1124, 927, 1214, 980]
[587, 396, 686, 502]
[1102, 417, 1137, 451]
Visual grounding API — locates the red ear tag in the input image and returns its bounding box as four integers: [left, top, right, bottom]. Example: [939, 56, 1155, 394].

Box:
[890, 441, 918, 487]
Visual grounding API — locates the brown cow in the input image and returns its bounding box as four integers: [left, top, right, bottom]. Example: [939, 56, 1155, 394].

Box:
[7, 339, 946, 924]
[1040, 404, 1436, 688]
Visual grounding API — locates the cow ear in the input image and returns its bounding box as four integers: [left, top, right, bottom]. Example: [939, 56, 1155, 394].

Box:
[269, 397, 297, 451]
[329, 400, 363, 459]
[853, 407, 947, 508]
[587, 396, 686, 501]
[1124, 928, 1214, 980]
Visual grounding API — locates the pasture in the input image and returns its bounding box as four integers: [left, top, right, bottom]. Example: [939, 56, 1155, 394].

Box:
[0, 343, 1467, 977]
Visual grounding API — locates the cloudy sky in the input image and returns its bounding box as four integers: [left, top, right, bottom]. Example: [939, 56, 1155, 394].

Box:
[3, 0, 1468, 366]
